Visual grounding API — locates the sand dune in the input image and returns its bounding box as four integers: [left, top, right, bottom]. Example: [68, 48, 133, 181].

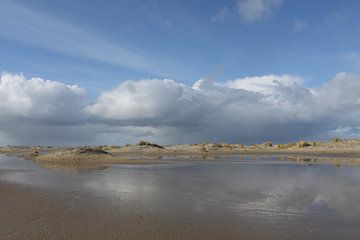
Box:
[2, 139, 360, 169]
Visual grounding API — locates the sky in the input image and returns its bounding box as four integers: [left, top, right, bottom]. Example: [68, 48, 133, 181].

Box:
[0, 0, 360, 146]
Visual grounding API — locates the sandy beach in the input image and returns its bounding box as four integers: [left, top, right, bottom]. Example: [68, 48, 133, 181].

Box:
[0, 181, 291, 240]
[1, 140, 360, 239]
[1, 153, 360, 240]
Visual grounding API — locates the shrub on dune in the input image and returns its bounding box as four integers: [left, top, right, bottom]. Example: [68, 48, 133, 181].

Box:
[137, 141, 164, 149]
[298, 141, 312, 148]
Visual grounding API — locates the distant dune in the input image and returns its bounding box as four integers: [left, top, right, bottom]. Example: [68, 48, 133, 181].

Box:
[2, 139, 360, 169]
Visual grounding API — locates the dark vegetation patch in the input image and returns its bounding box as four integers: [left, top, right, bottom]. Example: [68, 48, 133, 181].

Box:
[137, 141, 164, 149]
[78, 148, 110, 155]
[262, 141, 273, 147]
[332, 137, 342, 143]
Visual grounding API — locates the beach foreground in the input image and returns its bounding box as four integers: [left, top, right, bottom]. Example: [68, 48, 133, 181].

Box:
[1, 154, 360, 239]
[0, 181, 307, 240]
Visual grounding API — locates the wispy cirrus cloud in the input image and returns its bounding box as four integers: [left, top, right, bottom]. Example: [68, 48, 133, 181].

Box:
[0, 0, 171, 75]
[212, 6, 230, 22]
[292, 19, 307, 32]
[324, 7, 351, 27]
[237, 0, 284, 23]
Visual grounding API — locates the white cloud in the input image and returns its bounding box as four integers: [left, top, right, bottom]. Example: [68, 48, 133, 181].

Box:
[1, 72, 360, 145]
[225, 74, 303, 93]
[237, 0, 284, 23]
[85, 79, 187, 122]
[313, 72, 360, 127]
[85, 73, 360, 144]
[0, 73, 89, 145]
[0, 73, 86, 122]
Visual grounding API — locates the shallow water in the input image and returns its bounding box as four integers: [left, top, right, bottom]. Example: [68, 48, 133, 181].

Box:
[1, 154, 360, 239]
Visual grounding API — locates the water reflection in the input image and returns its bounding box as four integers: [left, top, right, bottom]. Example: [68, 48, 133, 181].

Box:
[1, 154, 360, 219]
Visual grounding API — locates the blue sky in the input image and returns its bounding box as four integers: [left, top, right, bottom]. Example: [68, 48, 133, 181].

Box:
[1, 0, 359, 96]
[1, 0, 360, 145]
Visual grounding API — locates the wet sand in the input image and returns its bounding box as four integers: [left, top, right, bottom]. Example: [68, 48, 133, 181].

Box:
[2, 181, 360, 240]
[1, 154, 360, 239]
[0, 182, 287, 240]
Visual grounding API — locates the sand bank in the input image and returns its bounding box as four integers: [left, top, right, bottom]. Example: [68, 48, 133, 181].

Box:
[2, 139, 360, 169]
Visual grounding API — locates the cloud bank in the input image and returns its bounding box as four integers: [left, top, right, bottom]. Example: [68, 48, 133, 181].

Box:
[1, 72, 360, 146]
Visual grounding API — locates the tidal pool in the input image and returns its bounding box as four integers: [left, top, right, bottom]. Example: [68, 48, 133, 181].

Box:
[1, 154, 360, 239]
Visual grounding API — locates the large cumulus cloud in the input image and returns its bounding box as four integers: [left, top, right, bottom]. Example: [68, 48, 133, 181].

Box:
[1, 72, 360, 146]
[0, 73, 89, 145]
[0, 73, 87, 123]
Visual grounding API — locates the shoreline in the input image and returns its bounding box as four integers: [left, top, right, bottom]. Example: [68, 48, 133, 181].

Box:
[2, 139, 360, 169]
